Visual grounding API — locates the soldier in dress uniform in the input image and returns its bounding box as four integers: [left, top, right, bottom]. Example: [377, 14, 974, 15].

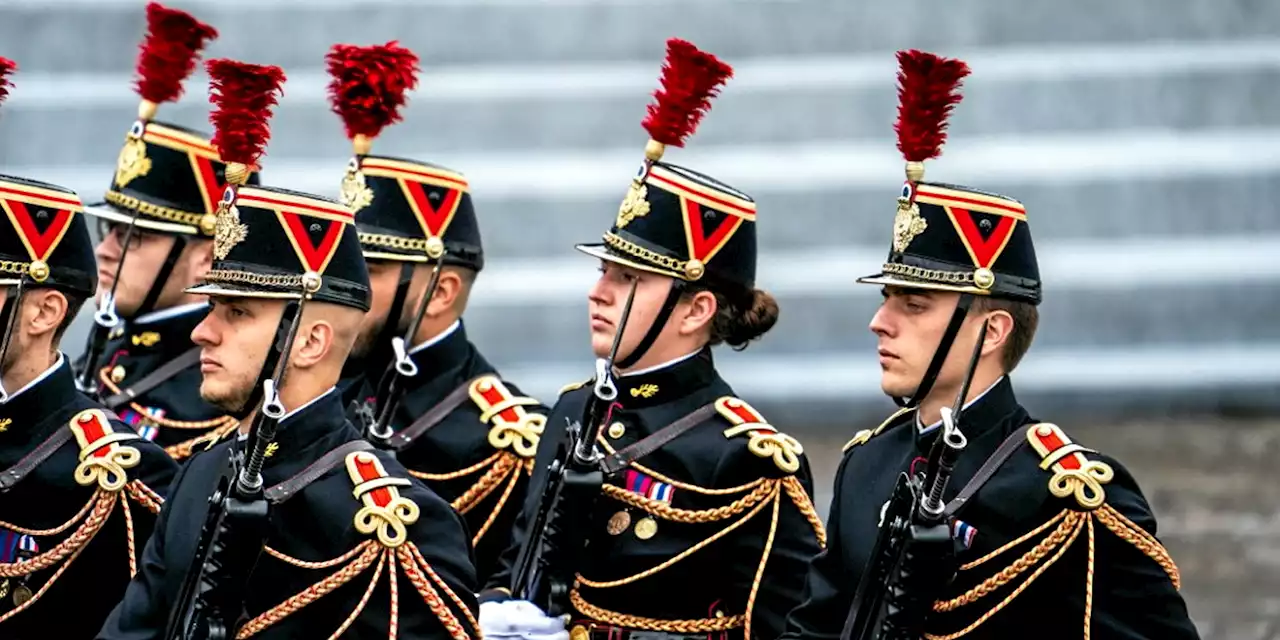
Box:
[97, 58, 478, 640]
[0, 56, 178, 640]
[479, 39, 826, 640]
[326, 41, 549, 586]
[779, 50, 1199, 640]
[75, 3, 252, 460]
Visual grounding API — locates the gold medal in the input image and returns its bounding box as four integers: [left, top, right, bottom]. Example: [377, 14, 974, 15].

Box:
[634, 516, 658, 540]
[606, 511, 631, 535]
[570, 624, 590, 640]
[12, 583, 31, 607]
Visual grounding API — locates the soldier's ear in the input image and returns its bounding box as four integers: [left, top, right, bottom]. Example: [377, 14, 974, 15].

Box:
[677, 289, 718, 337]
[24, 289, 68, 342]
[978, 308, 1015, 362]
[424, 269, 463, 319]
[290, 318, 336, 370]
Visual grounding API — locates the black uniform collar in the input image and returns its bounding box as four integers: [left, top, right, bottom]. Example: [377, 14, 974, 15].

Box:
[121, 302, 209, 356]
[0, 355, 78, 435]
[617, 347, 717, 410]
[254, 387, 350, 472]
[914, 375, 1022, 451]
[407, 320, 471, 385]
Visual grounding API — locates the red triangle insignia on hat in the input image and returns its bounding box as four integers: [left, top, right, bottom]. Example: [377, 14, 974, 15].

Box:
[399, 180, 461, 240]
[681, 198, 742, 264]
[278, 212, 345, 275]
[1, 199, 74, 262]
[946, 207, 1018, 269]
[191, 156, 227, 218]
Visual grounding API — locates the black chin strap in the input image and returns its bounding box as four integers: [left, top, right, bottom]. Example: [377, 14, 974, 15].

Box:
[615, 279, 687, 370]
[895, 293, 975, 409]
[135, 235, 187, 318]
[370, 262, 414, 377]
[0, 283, 26, 397]
[231, 301, 301, 422]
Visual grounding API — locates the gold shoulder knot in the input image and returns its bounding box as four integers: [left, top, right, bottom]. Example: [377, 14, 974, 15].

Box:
[1026, 423, 1115, 510]
[559, 378, 590, 395]
[345, 451, 420, 548]
[842, 406, 915, 453]
[715, 396, 802, 474]
[69, 409, 142, 492]
[469, 376, 546, 459]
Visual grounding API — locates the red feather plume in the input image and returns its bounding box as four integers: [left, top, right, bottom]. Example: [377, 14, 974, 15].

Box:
[642, 38, 734, 147]
[0, 58, 16, 106]
[326, 41, 420, 141]
[894, 49, 971, 163]
[206, 59, 286, 168]
[134, 2, 218, 104]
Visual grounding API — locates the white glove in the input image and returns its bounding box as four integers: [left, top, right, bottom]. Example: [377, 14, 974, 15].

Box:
[480, 600, 570, 640]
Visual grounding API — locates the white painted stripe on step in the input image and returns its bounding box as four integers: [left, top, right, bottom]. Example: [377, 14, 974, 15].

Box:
[6, 38, 1280, 108]
[467, 234, 1280, 306]
[9, 128, 1277, 199]
[499, 343, 1280, 402]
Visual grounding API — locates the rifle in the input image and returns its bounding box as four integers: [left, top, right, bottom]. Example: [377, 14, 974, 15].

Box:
[842, 319, 989, 640]
[366, 255, 446, 448]
[509, 280, 639, 616]
[165, 301, 303, 640]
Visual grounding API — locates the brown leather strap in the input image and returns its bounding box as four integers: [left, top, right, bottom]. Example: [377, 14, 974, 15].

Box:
[102, 347, 202, 411]
[264, 440, 376, 504]
[384, 376, 485, 452]
[943, 423, 1033, 516]
[0, 426, 76, 490]
[600, 403, 718, 476]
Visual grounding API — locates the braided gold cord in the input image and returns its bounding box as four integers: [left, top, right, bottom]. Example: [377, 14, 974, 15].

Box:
[388, 550, 400, 640]
[1096, 505, 1181, 589]
[571, 584, 745, 633]
[411, 451, 503, 482]
[1085, 516, 1095, 640]
[601, 477, 774, 524]
[325, 548, 388, 640]
[782, 475, 827, 548]
[579, 483, 779, 589]
[598, 440, 766, 496]
[236, 541, 382, 638]
[96, 370, 239, 432]
[264, 541, 372, 570]
[958, 509, 1070, 571]
[935, 510, 1083, 613]
[470, 457, 523, 545]
[409, 542, 481, 637]
[0, 492, 116, 578]
[165, 421, 241, 460]
[744, 490, 782, 640]
[121, 494, 138, 578]
[0, 513, 101, 624]
[127, 480, 164, 514]
[0, 489, 100, 536]
[397, 544, 470, 640]
[925, 512, 1086, 640]
[450, 453, 517, 515]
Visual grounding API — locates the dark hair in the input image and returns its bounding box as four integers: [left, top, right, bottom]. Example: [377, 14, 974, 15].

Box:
[972, 296, 1039, 372]
[687, 286, 780, 351]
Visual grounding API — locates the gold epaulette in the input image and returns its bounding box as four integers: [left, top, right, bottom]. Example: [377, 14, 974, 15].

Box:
[923, 423, 1181, 640]
[241, 451, 478, 639]
[559, 378, 590, 395]
[714, 396, 802, 474]
[1025, 423, 1114, 510]
[469, 376, 545, 459]
[70, 409, 143, 493]
[345, 451, 420, 548]
[842, 406, 916, 453]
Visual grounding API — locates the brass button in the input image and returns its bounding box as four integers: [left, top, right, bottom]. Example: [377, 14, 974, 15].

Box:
[110, 365, 126, 383]
[570, 625, 589, 640]
[607, 422, 626, 439]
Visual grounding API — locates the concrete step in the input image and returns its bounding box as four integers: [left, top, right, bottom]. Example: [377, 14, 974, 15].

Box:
[3, 0, 1277, 72]
[3, 51, 1276, 165]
